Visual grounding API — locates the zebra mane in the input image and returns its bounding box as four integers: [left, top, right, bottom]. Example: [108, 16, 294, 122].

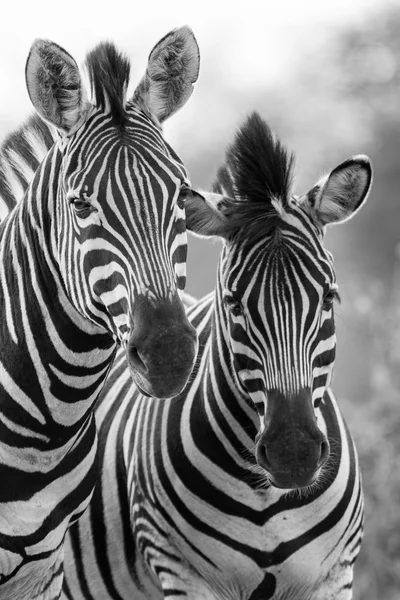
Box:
[0, 113, 55, 215]
[213, 112, 295, 239]
[84, 42, 131, 129]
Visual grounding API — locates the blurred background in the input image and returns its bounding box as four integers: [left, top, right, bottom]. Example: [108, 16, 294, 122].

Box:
[1, 0, 399, 596]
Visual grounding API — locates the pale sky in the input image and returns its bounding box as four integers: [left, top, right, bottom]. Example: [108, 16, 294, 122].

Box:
[0, 0, 391, 135]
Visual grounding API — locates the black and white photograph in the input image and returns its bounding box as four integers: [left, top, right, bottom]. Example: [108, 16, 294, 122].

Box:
[0, 0, 398, 598]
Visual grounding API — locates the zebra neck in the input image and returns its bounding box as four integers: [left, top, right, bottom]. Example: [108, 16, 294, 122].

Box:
[197, 306, 259, 455]
[0, 185, 116, 448]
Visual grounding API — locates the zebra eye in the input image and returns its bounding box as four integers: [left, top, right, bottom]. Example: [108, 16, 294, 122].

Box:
[70, 198, 95, 217]
[323, 288, 341, 310]
[224, 296, 244, 317]
[177, 186, 191, 210]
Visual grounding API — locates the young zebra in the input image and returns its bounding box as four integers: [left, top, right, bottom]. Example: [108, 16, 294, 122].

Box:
[61, 113, 372, 600]
[0, 28, 201, 600]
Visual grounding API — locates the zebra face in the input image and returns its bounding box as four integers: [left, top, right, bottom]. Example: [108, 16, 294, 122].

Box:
[219, 207, 337, 488]
[54, 110, 197, 399]
[24, 28, 200, 398]
[186, 112, 372, 488]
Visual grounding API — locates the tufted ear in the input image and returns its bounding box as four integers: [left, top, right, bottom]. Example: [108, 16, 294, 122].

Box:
[132, 26, 200, 124]
[25, 39, 87, 134]
[302, 155, 372, 227]
[185, 190, 236, 239]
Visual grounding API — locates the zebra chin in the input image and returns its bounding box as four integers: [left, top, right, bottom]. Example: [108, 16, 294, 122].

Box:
[266, 467, 322, 490]
[256, 452, 328, 490]
[126, 355, 195, 399]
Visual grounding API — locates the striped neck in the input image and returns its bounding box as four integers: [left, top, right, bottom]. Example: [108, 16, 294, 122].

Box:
[193, 292, 260, 458]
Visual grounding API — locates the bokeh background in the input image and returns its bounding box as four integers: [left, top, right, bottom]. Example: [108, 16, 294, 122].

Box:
[1, 0, 400, 596]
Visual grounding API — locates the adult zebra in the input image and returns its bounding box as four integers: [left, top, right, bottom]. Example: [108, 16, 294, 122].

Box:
[62, 112, 372, 600]
[0, 27, 201, 600]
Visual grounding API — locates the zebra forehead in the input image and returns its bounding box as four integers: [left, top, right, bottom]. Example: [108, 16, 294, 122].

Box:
[230, 244, 333, 283]
[224, 221, 335, 292]
[61, 119, 189, 213]
[227, 202, 326, 262]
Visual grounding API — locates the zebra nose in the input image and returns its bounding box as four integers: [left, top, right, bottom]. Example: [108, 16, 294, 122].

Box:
[256, 420, 330, 489]
[254, 388, 331, 488]
[256, 435, 330, 489]
[126, 325, 197, 399]
[125, 293, 197, 398]
[257, 437, 329, 472]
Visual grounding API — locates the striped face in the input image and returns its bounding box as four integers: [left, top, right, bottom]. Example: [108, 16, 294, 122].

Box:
[57, 107, 188, 330]
[220, 202, 338, 409]
[216, 201, 339, 489]
[52, 106, 196, 397]
[21, 30, 201, 399]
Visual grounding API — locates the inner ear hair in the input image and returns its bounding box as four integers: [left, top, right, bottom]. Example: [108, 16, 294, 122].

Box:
[186, 191, 237, 239]
[132, 26, 200, 124]
[316, 156, 372, 226]
[26, 39, 85, 133]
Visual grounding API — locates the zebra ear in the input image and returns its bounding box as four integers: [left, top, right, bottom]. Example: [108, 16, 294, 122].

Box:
[132, 26, 200, 124]
[303, 155, 372, 227]
[186, 190, 236, 238]
[25, 39, 86, 134]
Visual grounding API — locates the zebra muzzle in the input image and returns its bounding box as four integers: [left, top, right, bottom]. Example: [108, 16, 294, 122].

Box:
[255, 388, 330, 489]
[125, 294, 197, 399]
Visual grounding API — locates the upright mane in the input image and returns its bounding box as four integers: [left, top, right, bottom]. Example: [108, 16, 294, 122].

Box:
[0, 113, 55, 216]
[213, 112, 295, 241]
[85, 42, 131, 129]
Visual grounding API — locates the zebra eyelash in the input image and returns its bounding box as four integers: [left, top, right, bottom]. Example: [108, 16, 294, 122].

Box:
[323, 288, 341, 309]
[68, 197, 97, 218]
[222, 294, 244, 317]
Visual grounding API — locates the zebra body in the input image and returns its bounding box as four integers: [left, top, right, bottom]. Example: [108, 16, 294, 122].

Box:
[62, 113, 371, 599]
[63, 337, 362, 600]
[0, 27, 200, 599]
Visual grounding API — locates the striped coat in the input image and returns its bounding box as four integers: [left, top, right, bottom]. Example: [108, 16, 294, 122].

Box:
[0, 27, 200, 600]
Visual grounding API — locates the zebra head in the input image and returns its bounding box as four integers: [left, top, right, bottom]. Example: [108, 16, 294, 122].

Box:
[186, 112, 372, 489]
[24, 28, 199, 398]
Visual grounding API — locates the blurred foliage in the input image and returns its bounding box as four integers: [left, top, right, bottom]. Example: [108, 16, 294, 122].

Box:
[341, 256, 400, 599]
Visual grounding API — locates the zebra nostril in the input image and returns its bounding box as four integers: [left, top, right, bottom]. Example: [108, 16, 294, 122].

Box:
[318, 439, 330, 468]
[128, 345, 147, 372]
[256, 442, 272, 471]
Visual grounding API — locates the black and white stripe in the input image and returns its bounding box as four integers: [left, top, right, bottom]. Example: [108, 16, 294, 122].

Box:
[62, 113, 372, 600]
[0, 27, 200, 600]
